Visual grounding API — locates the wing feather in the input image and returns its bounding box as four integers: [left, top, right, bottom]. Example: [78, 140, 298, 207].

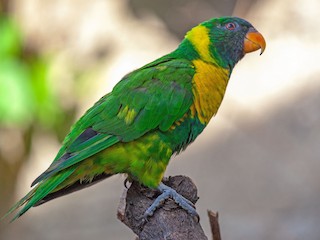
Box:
[33, 57, 195, 185]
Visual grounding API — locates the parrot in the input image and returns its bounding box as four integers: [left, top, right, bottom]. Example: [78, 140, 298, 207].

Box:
[3, 16, 266, 221]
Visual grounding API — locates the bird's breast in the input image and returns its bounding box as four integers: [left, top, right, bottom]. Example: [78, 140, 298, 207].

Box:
[190, 59, 230, 124]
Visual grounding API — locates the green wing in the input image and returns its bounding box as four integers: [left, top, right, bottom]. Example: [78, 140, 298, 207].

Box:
[31, 56, 195, 186]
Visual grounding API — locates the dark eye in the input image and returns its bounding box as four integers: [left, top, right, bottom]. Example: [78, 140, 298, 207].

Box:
[225, 22, 236, 30]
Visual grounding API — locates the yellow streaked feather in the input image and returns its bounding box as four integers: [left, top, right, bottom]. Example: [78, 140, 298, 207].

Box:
[124, 108, 137, 125]
[117, 105, 137, 125]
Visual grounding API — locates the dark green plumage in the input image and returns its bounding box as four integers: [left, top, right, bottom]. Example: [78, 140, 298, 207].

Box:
[3, 16, 265, 221]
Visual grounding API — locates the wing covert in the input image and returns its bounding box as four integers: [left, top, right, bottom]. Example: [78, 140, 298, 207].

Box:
[33, 57, 195, 185]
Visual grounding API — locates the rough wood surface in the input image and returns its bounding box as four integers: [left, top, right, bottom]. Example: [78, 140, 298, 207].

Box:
[117, 175, 208, 240]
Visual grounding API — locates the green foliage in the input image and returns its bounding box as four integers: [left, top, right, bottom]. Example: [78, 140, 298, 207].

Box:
[0, 15, 21, 58]
[0, 15, 64, 129]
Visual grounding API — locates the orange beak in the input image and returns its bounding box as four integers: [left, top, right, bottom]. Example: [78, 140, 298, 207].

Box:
[244, 28, 266, 55]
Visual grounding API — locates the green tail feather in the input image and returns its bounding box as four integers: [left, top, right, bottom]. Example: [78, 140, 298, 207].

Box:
[32, 135, 119, 186]
[2, 167, 76, 222]
[1, 189, 36, 222]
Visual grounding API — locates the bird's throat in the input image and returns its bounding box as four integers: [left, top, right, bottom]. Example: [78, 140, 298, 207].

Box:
[190, 59, 230, 124]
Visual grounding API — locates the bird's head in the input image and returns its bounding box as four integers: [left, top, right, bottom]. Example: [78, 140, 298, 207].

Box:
[185, 17, 266, 69]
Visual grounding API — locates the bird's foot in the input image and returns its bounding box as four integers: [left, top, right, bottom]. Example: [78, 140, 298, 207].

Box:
[142, 182, 199, 220]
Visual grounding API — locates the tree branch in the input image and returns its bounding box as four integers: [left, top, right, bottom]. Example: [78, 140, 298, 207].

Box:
[207, 210, 222, 240]
[117, 175, 208, 240]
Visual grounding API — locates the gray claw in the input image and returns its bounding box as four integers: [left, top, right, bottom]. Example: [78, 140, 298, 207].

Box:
[143, 182, 199, 220]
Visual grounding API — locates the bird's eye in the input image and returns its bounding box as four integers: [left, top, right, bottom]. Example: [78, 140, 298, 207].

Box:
[225, 22, 236, 30]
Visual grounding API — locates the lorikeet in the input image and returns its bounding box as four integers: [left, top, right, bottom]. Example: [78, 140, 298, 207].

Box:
[4, 16, 266, 221]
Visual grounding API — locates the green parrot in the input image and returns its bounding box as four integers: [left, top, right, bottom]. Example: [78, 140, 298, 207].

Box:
[4, 16, 266, 221]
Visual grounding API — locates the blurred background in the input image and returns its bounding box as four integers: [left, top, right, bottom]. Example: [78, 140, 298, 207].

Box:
[0, 0, 319, 239]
